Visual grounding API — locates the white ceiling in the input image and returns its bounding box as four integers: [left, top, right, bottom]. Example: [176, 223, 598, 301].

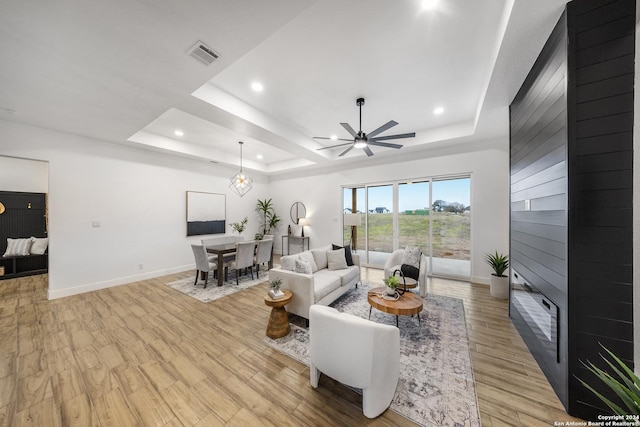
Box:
[0, 0, 568, 176]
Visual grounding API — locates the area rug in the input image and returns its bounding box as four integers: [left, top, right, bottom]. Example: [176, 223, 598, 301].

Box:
[165, 271, 269, 303]
[264, 283, 480, 427]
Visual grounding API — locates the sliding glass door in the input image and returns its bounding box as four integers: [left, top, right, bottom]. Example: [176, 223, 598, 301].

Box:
[431, 177, 471, 278]
[343, 175, 470, 279]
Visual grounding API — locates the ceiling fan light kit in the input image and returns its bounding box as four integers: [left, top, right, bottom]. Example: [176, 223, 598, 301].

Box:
[314, 97, 416, 157]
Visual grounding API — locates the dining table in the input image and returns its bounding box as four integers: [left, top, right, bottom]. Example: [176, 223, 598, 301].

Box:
[205, 242, 240, 287]
[205, 240, 274, 287]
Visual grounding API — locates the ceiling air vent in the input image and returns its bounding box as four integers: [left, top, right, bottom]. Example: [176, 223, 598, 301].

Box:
[188, 41, 219, 66]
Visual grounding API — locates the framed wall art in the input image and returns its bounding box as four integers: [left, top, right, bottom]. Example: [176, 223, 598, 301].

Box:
[186, 191, 226, 236]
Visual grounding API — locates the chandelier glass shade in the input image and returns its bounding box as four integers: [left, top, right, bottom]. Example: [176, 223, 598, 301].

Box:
[229, 141, 253, 197]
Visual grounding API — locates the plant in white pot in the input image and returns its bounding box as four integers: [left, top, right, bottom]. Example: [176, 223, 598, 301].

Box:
[383, 275, 400, 298]
[485, 251, 509, 299]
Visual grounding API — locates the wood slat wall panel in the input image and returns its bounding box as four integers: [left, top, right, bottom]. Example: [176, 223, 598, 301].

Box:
[575, 54, 634, 85]
[511, 221, 566, 243]
[511, 62, 567, 138]
[512, 194, 567, 212]
[575, 131, 632, 156]
[511, 162, 566, 193]
[566, 4, 635, 416]
[511, 231, 565, 259]
[510, 0, 635, 418]
[510, 259, 566, 310]
[511, 116, 566, 174]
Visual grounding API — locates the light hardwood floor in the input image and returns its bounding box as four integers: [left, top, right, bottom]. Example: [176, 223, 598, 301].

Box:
[0, 265, 585, 426]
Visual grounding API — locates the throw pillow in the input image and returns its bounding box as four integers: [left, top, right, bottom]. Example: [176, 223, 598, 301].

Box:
[332, 244, 354, 266]
[30, 237, 49, 255]
[401, 246, 422, 281]
[401, 246, 421, 268]
[327, 248, 348, 270]
[280, 255, 297, 271]
[3, 238, 33, 257]
[294, 257, 312, 274]
[298, 251, 318, 273]
[311, 246, 331, 270]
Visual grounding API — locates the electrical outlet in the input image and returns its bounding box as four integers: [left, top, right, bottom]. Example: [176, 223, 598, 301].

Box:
[138, 264, 144, 270]
[92, 221, 101, 228]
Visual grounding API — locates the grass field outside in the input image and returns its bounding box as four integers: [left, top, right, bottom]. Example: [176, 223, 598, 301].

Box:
[343, 212, 470, 260]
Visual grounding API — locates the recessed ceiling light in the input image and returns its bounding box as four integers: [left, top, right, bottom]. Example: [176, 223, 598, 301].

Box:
[434, 107, 444, 115]
[251, 82, 264, 92]
[421, 0, 439, 10]
[174, 130, 184, 137]
[330, 135, 338, 140]
[257, 154, 263, 160]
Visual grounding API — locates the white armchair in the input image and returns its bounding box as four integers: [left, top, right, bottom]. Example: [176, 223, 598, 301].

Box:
[309, 305, 400, 419]
[383, 249, 428, 297]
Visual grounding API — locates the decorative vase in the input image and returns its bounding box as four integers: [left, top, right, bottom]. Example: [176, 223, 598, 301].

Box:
[385, 286, 397, 297]
[489, 275, 509, 299]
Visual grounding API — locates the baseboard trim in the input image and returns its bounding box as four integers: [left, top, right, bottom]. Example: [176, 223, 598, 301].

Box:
[47, 264, 192, 300]
[471, 276, 490, 285]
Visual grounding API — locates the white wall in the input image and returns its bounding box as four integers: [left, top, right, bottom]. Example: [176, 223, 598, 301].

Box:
[0, 155, 48, 192]
[269, 146, 510, 284]
[0, 120, 271, 298]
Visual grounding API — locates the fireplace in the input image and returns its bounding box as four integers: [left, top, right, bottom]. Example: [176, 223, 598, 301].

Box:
[511, 270, 559, 364]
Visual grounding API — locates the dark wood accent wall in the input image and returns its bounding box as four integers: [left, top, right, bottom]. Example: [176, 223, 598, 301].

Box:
[510, 0, 634, 420]
[567, 0, 635, 419]
[0, 191, 48, 278]
[509, 10, 569, 405]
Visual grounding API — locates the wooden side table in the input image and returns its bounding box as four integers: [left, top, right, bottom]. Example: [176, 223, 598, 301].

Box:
[264, 290, 293, 339]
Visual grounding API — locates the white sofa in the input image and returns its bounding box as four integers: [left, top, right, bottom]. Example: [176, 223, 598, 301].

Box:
[268, 245, 361, 320]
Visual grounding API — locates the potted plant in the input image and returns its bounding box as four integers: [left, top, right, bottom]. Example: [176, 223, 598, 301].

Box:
[485, 251, 509, 299]
[229, 217, 248, 235]
[268, 278, 284, 299]
[579, 344, 640, 415]
[256, 198, 279, 234]
[383, 275, 400, 297]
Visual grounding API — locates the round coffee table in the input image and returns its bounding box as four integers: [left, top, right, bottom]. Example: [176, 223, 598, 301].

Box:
[367, 287, 423, 327]
[264, 290, 293, 339]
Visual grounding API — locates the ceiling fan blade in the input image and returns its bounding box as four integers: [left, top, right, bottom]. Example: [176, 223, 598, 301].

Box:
[316, 142, 354, 151]
[368, 140, 403, 149]
[363, 146, 374, 157]
[367, 120, 398, 138]
[338, 145, 355, 157]
[371, 132, 416, 142]
[340, 122, 358, 138]
[313, 137, 353, 142]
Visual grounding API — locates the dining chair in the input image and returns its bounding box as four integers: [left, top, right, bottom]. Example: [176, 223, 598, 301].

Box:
[229, 241, 256, 285]
[191, 244, 217, 289]
[254, 238, 273, 278]
[201, 237, 235, 275]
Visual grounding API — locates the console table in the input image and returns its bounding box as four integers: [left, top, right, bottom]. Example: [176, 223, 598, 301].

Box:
[281, 236, 310, 255]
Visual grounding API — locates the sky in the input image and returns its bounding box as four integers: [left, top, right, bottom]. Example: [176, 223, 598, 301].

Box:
[343, 177, 470, 212]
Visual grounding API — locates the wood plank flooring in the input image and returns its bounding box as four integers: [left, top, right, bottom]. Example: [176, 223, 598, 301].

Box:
[0, 265, 585, 426]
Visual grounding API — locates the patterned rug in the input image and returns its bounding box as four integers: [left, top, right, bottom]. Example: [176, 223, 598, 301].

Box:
[165, 270, 269, 303]
[264, 282, 480, 427]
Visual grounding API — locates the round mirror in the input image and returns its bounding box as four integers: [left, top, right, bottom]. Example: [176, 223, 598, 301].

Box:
[290, 202, 306, 224]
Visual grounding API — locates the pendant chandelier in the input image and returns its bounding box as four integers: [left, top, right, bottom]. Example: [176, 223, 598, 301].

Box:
[229, 141, 253, 197]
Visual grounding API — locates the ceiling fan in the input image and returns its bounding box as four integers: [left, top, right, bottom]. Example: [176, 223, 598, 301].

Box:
[314, 97, 416, 157]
